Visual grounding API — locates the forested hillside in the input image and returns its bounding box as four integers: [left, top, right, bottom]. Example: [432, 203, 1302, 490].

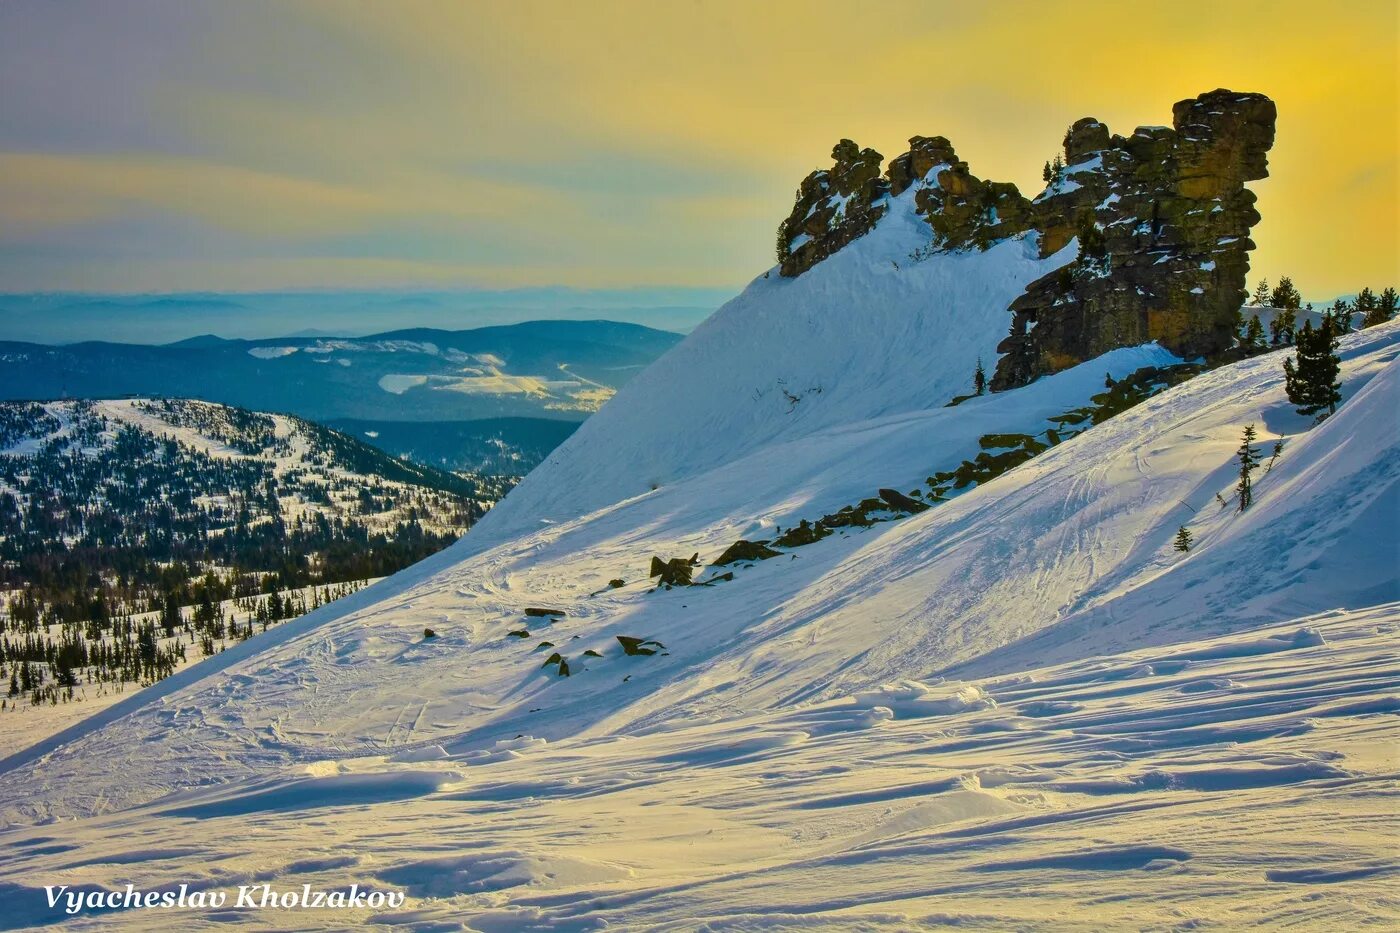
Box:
[0, 398, 503, 709]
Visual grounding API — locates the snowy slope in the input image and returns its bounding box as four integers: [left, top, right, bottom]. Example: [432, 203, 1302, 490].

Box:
[1, 604, 1395, 929]
[477, 186, 1078, 542]
[0, 181, 1394, 926]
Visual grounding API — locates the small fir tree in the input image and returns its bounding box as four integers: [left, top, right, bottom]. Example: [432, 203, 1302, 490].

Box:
[1269, 305, 1297, 346]
[1270, 276, 1302, 311]
[1243, 314, 1266, 352]
[1174, 525, 1193, 552]
[1042, 160, 1054, 183]
[973, 357, 987, 396]
[1372, 287, 1398, 326]
[1251, 279, 1271, 307]
[1236, 424, 1261, 512]
[1360, 286, 1396, 328]
[1284, 319, 1342, 419]
[1353, 287, 1377, 328]
[1329, 298, 1354, 335]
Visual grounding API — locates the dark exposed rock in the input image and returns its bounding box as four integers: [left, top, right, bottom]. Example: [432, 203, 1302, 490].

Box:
[978, 433, 1043, 451]
[525, 607, 567, 618]
[773, 519, 831, 547]
[993, 90, 1276, 390]
[916, 162, 1033, 252]
[877, 488, 929, 513]
[887, 135, 960, 197]
[772, 89, 1275, 391]
[776, 139, 889, 277]
[712, 539, 781, 566]
[1064, 117, 1111, 163]
[1030, 119, 1112, 258]
[616, 636, 665, 657]
[820, 496, 897, 528]
[649, 554, 698, 587]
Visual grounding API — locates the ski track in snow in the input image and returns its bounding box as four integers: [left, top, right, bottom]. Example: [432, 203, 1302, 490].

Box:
[0, 606, 1395, 930]
[0, 183, 1395, 928]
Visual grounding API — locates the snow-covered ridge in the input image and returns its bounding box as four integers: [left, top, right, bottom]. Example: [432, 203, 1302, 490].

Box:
[0, 398, 502, 546]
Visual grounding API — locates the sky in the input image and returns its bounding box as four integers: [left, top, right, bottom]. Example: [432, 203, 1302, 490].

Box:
[0, 0, 1395, 303]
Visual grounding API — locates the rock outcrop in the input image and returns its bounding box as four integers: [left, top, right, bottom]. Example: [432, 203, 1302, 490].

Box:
[771, 89, 1276, 390]
[776, 139, 889, 277]
[993, 90, 1277, 389]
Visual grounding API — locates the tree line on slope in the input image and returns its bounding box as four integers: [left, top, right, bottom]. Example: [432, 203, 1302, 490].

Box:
[1238, 277, 1396, 352]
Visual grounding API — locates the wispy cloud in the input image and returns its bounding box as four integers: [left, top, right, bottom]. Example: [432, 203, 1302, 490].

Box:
[0, 0, 1394, 293]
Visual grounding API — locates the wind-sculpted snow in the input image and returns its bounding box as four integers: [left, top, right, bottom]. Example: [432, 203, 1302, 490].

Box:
[0, 604, 1395, 928]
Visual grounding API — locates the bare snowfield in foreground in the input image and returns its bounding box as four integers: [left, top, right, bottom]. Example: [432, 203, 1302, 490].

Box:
[0, 604, 1395, 930]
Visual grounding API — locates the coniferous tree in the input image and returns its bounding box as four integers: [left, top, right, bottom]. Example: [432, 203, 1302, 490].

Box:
[1251, 279, 1271, 307]
[1353, 287, 1377, 328]
[54, 656, 78, 689]
[1269, 276, 1302, 311]
[1243, 314, 1266, 353]
[1042, 160, 1054, 183]
[1361, 286, 1396, 328]
[974, 357, 987, 396]
[1329, 298, 1355, 335]
[1236, 424, 1260, 512]
[1269, 304, 1297, 346]
[1284, 319, 1342, 419]
[1376, 287, 1398, 325]
[1174, 525, 1193, 552]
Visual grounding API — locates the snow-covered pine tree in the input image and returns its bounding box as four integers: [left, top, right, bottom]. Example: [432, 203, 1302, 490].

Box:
[1173, 526, 1193, 552]
[1284, 319, 1342, 419]
[1236, 425, 1260, 512]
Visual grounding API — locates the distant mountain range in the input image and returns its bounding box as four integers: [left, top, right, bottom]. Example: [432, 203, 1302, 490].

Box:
[0, 321, 680, 471]
[0, 288, 729, 344]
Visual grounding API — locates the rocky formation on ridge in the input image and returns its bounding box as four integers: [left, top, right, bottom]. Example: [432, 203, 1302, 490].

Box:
[776, 139, 889, 277]
[1029, 117, 1112, 257]
[993, 90, 1277, 389]
[906, 137, 1034, 252]
[772, 89, 1276, 390]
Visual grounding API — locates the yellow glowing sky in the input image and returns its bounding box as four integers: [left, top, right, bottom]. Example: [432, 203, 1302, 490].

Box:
[0, 0, 1395, 297]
